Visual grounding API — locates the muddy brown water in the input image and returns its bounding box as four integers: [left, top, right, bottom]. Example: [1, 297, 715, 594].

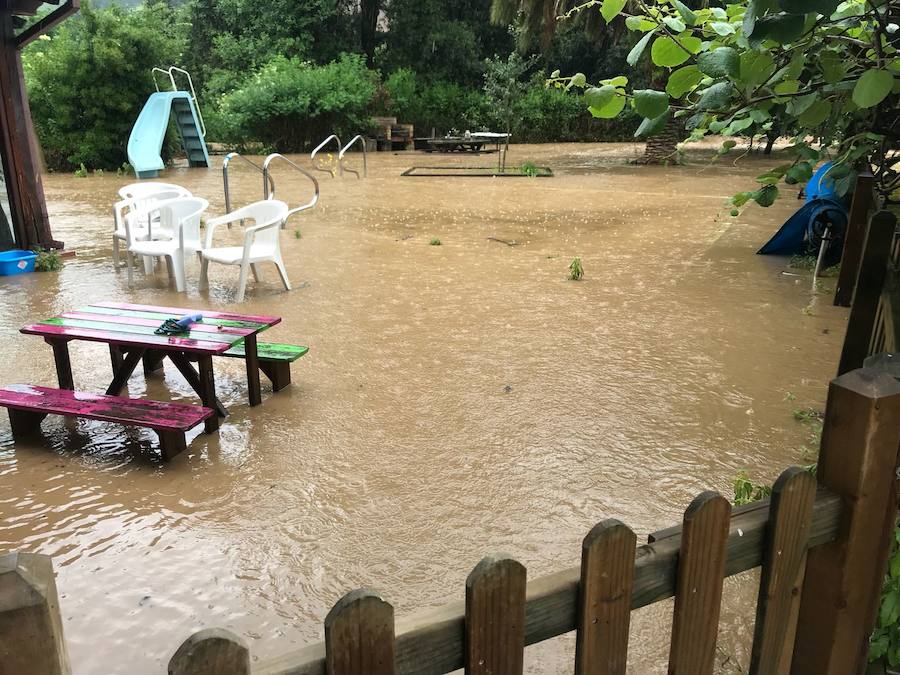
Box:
[0, 143, 845, 673]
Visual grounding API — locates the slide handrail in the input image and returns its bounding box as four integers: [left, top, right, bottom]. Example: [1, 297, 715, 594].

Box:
[262, 153, 320, 227]
[150, 66, 206, 139]
[223, 152, 276, 216]
[338, 135, 367, 178]
[310, 134, 342, 177]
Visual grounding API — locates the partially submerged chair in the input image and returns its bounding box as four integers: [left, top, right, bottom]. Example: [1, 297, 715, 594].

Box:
[113, 184, 192, 267]
[124, 197, 209, 292]
[199, 200, 291, 302]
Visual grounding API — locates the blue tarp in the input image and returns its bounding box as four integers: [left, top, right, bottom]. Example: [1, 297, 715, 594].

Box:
[757, 162, 849, 259]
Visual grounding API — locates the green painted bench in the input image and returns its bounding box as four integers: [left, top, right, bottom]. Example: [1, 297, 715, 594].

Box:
[221, 341, 309, 392]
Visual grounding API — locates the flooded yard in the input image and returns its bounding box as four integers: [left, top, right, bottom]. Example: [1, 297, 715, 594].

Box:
[0, 143, 845, 673]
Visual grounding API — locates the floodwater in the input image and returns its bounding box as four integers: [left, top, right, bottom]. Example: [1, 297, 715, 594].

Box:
[0, 143, 845, 673]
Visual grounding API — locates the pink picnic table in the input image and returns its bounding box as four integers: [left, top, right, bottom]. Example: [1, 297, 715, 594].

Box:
[20, 301, 281, 433]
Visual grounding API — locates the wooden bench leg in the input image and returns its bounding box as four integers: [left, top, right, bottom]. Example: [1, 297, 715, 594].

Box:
[156, 430, 187, 461]
[259, 361, 292, 392]
[8, 409, 47, 437]
[142, 350, 165, 376]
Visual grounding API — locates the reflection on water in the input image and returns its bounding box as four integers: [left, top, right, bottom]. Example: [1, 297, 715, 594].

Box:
[0, 143, 844, 673]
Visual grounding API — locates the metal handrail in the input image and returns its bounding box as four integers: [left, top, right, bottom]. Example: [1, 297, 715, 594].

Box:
[310, 134, 342, 177]
[262, 153, 320, 227]
[338, 135, 367, 178]
[223, 152, 276, 216]
[150, 66, 206, 139]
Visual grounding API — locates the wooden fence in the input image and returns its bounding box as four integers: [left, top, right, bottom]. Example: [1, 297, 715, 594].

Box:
[2, 366, 899, 675]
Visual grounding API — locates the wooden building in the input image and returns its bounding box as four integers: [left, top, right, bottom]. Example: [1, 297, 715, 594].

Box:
[0, 0, 79, 250]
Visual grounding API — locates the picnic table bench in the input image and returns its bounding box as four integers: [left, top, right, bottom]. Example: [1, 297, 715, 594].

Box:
[0, 385, 212, 460]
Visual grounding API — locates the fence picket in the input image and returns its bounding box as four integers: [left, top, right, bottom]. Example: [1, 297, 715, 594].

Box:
[575, 519, 636, 675]
[749, 467, 817, 674]
[168, 628, 249, 675]
[324, 589, 396, 675]
[465, 555, 527, 675]
[667, 491, 731, 675]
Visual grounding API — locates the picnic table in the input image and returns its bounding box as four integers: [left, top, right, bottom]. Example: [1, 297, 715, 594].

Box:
[20, 302, 280, 433]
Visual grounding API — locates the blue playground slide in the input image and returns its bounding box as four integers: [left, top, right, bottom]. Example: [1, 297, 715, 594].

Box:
[127, 91, 210, 179]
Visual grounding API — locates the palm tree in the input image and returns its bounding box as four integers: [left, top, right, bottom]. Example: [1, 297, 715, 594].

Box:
[490, 0, 683, 164]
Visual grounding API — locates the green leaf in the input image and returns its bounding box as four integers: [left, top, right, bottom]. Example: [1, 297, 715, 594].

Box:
[732, 191, 753, 206]
[785, 162, 814, 184]
[680, 36, 703, 54]
[797, 99, 832, 126]
[584, 85, 615, 109]
[730, 117, 754, 131]
[752, 184, 779, 207]
[881, 589, 900, 627]
[588, 90, 627, 118]
[651, 36, 692, 67]
[749, 108, 770, 123]
[570, 72, 587, 88]
[674, 0, 697, 25]
[779, 0, 840, 15]
[697, 48, 740, 79]
[697, 81, 734, 110]
[774, 79, 801, 95]
[751, 13, 806, 44]
[666, 65, 704, 97]
[852, 69, 895, 108]
[786, 92, 817, 116]
[625, 15, 658, 31]
[633, 89, 669, 118]
[710, 21, 736, 36]
[634, 111, 671, 137]
[601, 75, 629, 87]
[663, 16, 686, 33]
[627, 31, 655, 67]
[600, 0, 627, 23]
[740, 50, 776, 90]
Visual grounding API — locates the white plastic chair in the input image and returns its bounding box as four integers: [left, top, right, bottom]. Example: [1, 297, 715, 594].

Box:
[113, 184, 192, 267]
[199, 200, 291, 302]
[125, 197, 209, 292]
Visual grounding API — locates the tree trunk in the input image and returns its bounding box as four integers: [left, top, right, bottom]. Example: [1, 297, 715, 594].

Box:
[764, 131, 777, 155]
[634, 117, 681, 165]
[360, 0, 379, 69]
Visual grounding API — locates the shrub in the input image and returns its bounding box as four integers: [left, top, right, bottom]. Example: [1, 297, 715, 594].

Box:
[23, 0, 184, 171]
[216, 54, 377, 151]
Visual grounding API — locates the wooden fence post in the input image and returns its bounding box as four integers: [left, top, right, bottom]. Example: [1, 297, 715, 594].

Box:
[792, 368, 900, 675]
[838, 211, 898, 375]
[324, 589, 396, 675]
[168, 628, 250, 675]
[0, 551, 70, 674]
[465, 555, 527, 675]
[834, 172, 875, 307]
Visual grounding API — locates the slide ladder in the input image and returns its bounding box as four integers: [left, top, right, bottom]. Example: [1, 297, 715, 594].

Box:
[127, 67, 210, 178]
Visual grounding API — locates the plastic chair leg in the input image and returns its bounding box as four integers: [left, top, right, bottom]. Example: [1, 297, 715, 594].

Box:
[112, 236, 120, 267]
[251, 263, 261, 282]
[199, 257, 209, 290]
[172, 252, 186, 292]
[236, 261, 250, 302]
[274, 256, 291, 291]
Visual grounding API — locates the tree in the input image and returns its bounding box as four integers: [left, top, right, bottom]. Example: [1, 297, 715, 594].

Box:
[554, 0, 899, 204]
[484, 52, 537, 169]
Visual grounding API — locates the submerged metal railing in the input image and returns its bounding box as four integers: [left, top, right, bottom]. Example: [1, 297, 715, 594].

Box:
[262, 153, 320, 227]
[151, 66, 207, 139]
[338, 135, 367, 178]
[310, 135, 342, 177]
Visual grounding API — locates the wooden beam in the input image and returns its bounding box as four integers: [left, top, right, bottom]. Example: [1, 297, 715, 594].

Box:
[834, 172, 875, 307]
[15, 0, 79, 49]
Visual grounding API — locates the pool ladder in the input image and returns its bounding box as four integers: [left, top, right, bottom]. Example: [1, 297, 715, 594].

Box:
[311, 134, 368, 178]
[222, 152, 319, 228]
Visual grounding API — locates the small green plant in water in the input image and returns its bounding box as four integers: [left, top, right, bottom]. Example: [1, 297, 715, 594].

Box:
[520, 161, 539, 177]
[569, 257, 583, 280]
[74, 163, 88, 178]
[33, 249, 62, 272]
[429, 237, 441, 246]
[93, 168, 104, 177]
[294, 229, 302, 239]
[732, 472, 773, 506]
[116, 163, 134, 177]
[870, 518, 900, 667]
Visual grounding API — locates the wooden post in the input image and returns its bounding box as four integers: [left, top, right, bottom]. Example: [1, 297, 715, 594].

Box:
[792, 368, 900, 675]
[465, 555, 526, 675]
[0, 551, 70, 674]
[324, 589, 396, 675]
[575, 519, 635, 675]
[169, 628, 249, 675]
[834, 172, 875, 307]
[838, 211, 897, 375]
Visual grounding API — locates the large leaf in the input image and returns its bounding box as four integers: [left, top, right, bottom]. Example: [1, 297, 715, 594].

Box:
[663, 16, 686, 33]
[852, 69, 895, 108]
[625, 16, 658, 31]
[600, 0, 627, 23]
[740, 50, 776, 90]
[588, 90, 627, 118]
[651, 36, 692, 67]
[797, 99, 832, 126]
[819, 51, 848, 84]
[627, 31, 654, 67]
[779, 0, 840, 15]
[584, 86, 615, 109]
[666, 66, 704, 97]
[697, 48, 740, 78]
[710, 21, 737, 35]
[785, 92, 817, 115]
[674, 0, 697, 25]
[634, 111, 671, 137]
[751, 13, 806, 44]
[633, 89, 669, 118]
[752, 184, 779, 207]
[696, 81, 734, 110]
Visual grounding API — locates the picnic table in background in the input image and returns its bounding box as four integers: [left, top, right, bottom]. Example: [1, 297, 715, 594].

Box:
[20, 301, 280, 433]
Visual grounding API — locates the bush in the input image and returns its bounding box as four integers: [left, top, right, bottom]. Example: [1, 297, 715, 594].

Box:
[23, 0, 184, 171]
[514, 85, 638, 143]
[216, 54, 377, 151]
